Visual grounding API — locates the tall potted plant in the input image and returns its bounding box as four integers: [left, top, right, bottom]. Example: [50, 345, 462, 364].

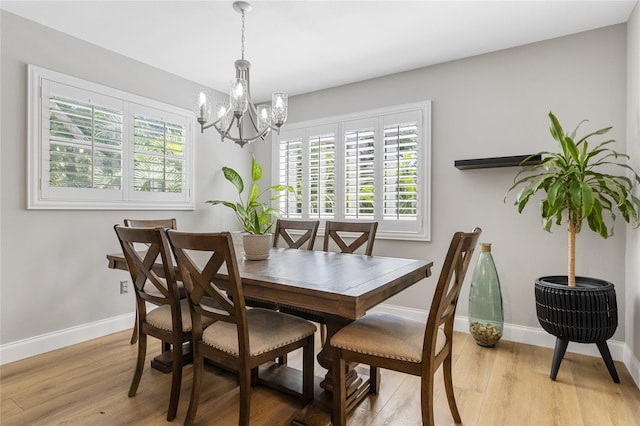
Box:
[507, 111, 640, 382]
[207, 155, 293, 259]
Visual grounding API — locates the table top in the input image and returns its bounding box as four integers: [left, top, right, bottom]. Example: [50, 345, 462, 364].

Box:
[108, 247, 432, 320]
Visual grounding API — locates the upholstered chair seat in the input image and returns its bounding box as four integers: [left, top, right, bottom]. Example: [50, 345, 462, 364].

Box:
[146, 299, 214, 333]
[330, 313, 446, 363]
[202, 308, 317, 357]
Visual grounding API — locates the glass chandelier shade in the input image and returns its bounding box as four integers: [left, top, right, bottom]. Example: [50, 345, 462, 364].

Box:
[194, 1, 288, 148]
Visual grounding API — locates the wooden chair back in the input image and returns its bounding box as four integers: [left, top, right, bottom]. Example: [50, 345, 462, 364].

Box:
[114, 225, 180, 313]
[423, 227, 482, 365]
[166, 231, 249, 357]
[124, 218, 177, 229]
[122, 218, 178, 344]
[272, 219, 319, 250]
[323, 221, 378, 255]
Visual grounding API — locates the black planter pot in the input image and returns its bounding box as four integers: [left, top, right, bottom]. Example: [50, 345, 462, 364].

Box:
[534, 276, 619, 383]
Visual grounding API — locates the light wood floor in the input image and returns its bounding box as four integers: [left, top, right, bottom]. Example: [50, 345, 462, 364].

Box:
[1, 329, 639, 425]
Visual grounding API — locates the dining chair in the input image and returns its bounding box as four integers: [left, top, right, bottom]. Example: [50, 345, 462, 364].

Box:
[281, 220, 379, 344]
[272, 219, 320, 250]
[123, 218, 178, 345]
[330, 227, 482, 426]
[114, 224, 211, 422]
[322, 220, 378, 255]
[166, 230, 316, 426]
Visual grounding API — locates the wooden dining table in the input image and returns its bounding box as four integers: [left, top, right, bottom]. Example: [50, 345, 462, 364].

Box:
[107, 247, 432, 425]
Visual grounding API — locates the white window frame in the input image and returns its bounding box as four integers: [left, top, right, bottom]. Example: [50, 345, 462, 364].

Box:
[28, 65, 195, 210]
[274, 101, 431, 241]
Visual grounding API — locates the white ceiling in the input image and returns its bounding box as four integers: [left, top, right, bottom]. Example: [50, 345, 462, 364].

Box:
[2, 1, 637, 101]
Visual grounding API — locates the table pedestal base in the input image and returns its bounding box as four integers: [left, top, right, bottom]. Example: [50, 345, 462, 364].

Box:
[290, 315, 375, 426]
[150, 342, 192, 373]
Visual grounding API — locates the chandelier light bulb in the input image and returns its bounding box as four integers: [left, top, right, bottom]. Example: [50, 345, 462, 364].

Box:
[257, 105, 272, 131]
[230, 78, 248, 114]
[215, 102, 230, 130]
[195, 89, 212, 123]
[272, 92, 288, 127]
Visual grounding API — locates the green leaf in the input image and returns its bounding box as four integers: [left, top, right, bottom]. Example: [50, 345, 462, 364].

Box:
[222, 166, 243, 195]
[206, 200, 238, 212]
[548, 111, 564, 143]
[248, 183, 259, 205]
[251, 155, 262, 182]
[580, 182, 595, 218]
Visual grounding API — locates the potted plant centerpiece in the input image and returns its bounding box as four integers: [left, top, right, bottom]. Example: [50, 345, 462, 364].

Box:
[207, 155, 293, 260]
[507, 111, 640, 383]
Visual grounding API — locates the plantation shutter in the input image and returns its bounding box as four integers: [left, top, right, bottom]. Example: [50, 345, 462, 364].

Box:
[43, 81, 124, 201]
[343, 118, 376, 220]
[130, 104, 189, 203]
[308, 125, 336, 219]
[382, 111, 420, 221]
[278, 131, 304, 217]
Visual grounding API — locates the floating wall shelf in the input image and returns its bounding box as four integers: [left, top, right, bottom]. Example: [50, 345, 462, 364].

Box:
[454, 154, 542, 170]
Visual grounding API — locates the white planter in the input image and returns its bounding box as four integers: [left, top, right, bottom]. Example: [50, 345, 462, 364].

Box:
[242, 233, 272, 260]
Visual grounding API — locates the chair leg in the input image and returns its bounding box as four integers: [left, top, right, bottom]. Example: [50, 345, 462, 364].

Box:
[420, 371, 436, 426]
[128, 331, 147, 397]
[550, 338, 569, 381]
[302, 335, 315, 404]
[332, 352, 347, 426]
[442, 353, 461, 423]
[238, 364, 252, 426]
[167, 341, 183, 421]
[130, 310, 138, 344]
[251, 367, 259, 386]
[596, 340, 620, 383]
[184, 346, 203, 426]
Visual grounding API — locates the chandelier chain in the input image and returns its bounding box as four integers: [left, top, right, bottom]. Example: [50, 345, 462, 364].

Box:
[240, 9, 245, 60]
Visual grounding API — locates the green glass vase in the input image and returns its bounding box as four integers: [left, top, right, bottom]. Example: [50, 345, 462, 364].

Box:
[468, 243, 504, 347]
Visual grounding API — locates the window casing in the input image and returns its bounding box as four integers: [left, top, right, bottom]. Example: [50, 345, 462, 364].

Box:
[28, 65, 195, 210]
[275, 102, 431, 241]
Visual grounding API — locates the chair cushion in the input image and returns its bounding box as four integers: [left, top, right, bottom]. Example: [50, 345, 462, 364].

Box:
[330, 312, 446, 363]
[201, 308, 317, 357]
[146, 299, 213, 332]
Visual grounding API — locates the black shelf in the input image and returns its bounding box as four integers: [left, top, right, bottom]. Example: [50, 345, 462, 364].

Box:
[454, 154, 542, 170]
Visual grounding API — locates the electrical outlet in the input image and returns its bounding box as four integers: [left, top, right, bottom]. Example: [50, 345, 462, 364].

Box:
[120, 280, 129, 294]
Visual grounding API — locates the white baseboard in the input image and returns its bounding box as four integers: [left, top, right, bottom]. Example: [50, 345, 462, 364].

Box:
[623, 344, 640, 389]
[371, 303, 627, 361]
[0, 313, 134, 365]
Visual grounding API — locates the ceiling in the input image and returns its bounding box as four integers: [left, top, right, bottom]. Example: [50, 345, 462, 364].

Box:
[2, 1, 637, 102]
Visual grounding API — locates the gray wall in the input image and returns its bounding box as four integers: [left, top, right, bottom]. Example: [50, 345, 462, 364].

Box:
[626, 3, 640, 366]
[257, 25, 630, 340]
[0, 11, 250, 344]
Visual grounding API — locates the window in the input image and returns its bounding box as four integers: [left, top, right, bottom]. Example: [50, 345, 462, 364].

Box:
[275, 102, 431, 240]
[28, 65, 194, 209]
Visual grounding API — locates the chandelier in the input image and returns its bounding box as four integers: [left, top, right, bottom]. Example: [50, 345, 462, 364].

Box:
[195, 1, 288, 147]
